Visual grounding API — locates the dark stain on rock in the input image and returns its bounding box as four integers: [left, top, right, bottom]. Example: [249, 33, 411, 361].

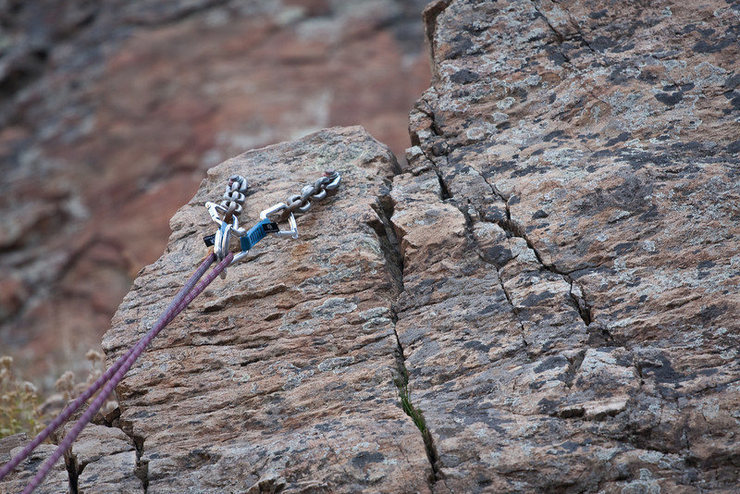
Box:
[483, 245, 513, 267]
[606, 132, 631, 147]
[352, 451, 385, 468]
[534, 355, 569, 374]
[614, 242, 635, 255]
[578, 176, 653, 214]
[464, 340, 490, 353]
[699, 304, 727, 323]
[589, 9, 607, 19]
[655, 92, 683, 106]
[543, 130, 565, 142]
[522, 290, 556, 307]
[447, 33, 475, 59]
[590, 35, 616, 51]
[451, 69, 480, 84]
[639, 354, 682, 383]
[560, 441, 579, 453]
[693, 38, 733, 53]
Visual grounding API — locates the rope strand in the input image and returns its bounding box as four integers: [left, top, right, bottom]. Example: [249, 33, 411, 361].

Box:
[0, 253, 217, 483]
[21, 252, 232, 493]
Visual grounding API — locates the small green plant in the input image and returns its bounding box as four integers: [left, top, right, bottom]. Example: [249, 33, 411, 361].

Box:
[0, 356, 42, 439]
[396, 375, 429, 435]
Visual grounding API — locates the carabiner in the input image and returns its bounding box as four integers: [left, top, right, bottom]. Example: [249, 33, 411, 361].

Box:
[260, 203, 299, 239]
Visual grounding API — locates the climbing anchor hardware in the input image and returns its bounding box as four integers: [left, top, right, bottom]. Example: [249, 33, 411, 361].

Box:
[203, 170, 341, 267]
[0, 170, 341, 493]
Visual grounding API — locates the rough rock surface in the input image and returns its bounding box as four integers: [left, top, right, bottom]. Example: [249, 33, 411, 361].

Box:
[0, 0, 430, 388]
[3, 0, 739, 492]
[400, 0, 739, 491]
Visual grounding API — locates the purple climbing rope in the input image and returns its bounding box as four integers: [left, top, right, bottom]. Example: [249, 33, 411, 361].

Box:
[21, 252, 233, 493]
[0, 253, 217, 484]
[1, 251, 232, 493]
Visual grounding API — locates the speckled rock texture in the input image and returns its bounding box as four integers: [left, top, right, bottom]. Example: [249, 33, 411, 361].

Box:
[0, 0, 430, 388]
[105, 127, 430, 493]
[400, 0, 739, 492]
[3, 0, 739, 492]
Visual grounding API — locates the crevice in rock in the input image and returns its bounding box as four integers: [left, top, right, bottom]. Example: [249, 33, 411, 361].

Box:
[531, 1, 599, 59]
[532, 2, 566, 44]
[64, 450, 80, 494]
[119, 423, 148, 494]
[132, 434, 149, 494]
[367, 178, 444, 488]
[569, 281, 592, 326]
[563, 350, 586, 388]
[435, 170, 453, 200]
[471, 167, 595, 329]
[391, 313, 443, 487]
[368, 191, 404, 293]
[461, 209, 530, 349]
[411, 87, 598, 335]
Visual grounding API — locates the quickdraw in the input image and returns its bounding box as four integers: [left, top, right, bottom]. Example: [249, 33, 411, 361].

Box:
[203, 170, 340, 267]
[0, 170, 341, 493]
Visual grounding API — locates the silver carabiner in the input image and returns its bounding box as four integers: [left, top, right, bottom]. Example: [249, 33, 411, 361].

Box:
[205, 201, 227, 226]
[260, 203, 298, 239]
[213, 222, 233, 260]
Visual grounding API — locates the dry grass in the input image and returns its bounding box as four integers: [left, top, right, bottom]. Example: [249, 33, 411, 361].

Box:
[0, 356, 42, 439]
[0, 350, 118, 439]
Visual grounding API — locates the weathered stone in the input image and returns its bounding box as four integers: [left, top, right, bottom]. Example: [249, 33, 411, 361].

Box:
[90, 127, 429, 493]
[4, 1, 739, 492]
[0, 440, 70, 494]
[397, 0, 739, 492]
[0, 0, 431, 389]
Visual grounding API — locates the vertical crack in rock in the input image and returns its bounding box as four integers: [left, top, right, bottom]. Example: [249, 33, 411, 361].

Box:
[119, 422, 148, 494]
[413, 97, 596, 329]
[132, 434, 148, 493]
[531, 1, 599, 59]
[368, 186, 443, 487]
[64, 451, 80, 494]
[411, 94, 595, 338]
[369, 191, 404, 293]
[476, 168, 596, 329]
[391, 328, 443, 487]
[461, 210, 530, 349]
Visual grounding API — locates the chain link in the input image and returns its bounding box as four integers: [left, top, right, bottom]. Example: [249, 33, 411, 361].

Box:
[220, 175, 248, 222]
[284, 170, 341, 215]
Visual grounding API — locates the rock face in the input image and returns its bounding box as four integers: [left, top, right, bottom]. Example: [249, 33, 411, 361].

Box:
[3, 0, 739, 492]
[97, 127, 432, 493]
[400, 0, 738, 491]
[0, 0, 430, 388]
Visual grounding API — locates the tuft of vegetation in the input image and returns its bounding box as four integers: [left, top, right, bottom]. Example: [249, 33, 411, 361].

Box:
[395, 369, 430, 435]
[0, 349, 118, 439]
[394, 366, 440, 479]
[0, 356, 42, 439]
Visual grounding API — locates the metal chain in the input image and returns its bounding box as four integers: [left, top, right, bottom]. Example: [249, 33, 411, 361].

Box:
[220, 175, 248, 222]
[284, 170, 341, 215]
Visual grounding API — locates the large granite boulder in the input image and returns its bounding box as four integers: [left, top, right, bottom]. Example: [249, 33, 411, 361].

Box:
[0, 0, 430, 388]
[400, 0, 738, 491]
[2, 0, 738, 492]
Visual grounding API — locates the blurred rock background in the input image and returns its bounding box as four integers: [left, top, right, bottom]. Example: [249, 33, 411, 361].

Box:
[0, 0, 430, 392]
